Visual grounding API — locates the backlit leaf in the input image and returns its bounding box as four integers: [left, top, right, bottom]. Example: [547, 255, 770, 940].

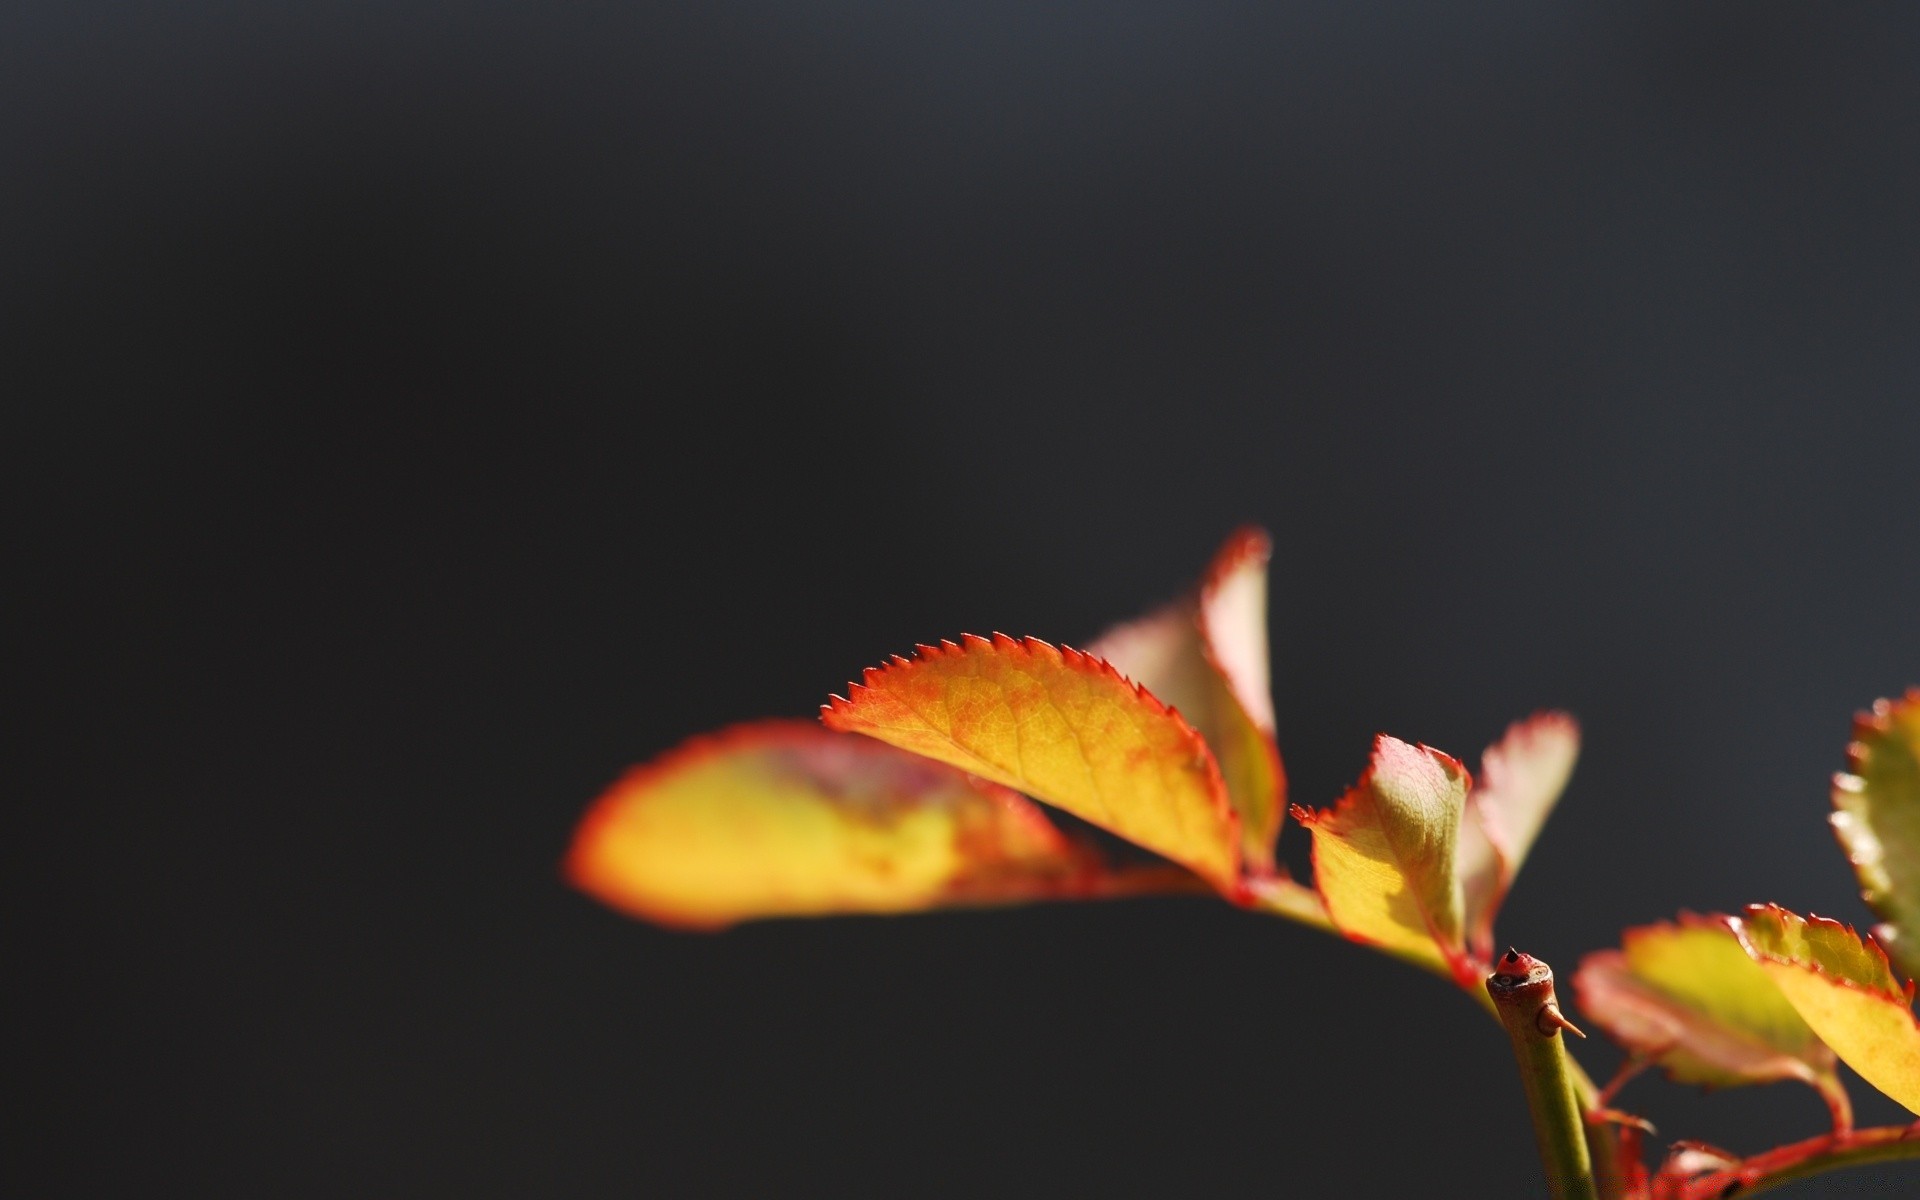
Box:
[823, 634, 1241, 890]
[1293, 735, 1473, 983]
[1831, 690, 1920, 981]
[567, 720, 1122, 929]
[1572, 915, 1848, 1127]
[1457, 712, 1580, 960]
[1732, 904, 1920, 1115]
[1089, 527, 1285, 872]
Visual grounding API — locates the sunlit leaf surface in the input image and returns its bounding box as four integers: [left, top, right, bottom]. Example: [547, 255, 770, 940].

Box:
[1089, 527, 1285, 872]
[567, 720, 1118, 928]
[1294, 735, 1473, 982]
[1831, 690, 1920, 980]
[823, 633, 1241, 890]
[1457, 712, 1579, 961]
[1573, 915, 1848, 1126]
[1733, 904, 1920, 1115]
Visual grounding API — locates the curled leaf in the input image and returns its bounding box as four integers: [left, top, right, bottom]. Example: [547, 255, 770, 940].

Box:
[1089, 527, 1285, 872]
[823, 634, 1241, 891]
[1457, 712, 1580, 961]
[1293, 735, 1474, 984]
[1572, 915, 1848, 1130]
[1732, 904, 1920, 1115]
[1831, 690, 1920, 981]
[567, 720, 1124, 929]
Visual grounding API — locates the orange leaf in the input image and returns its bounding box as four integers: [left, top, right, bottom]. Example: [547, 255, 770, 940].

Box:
[1089, 527, 1287, 873]
[822, 633, 1241, 891]
[1457, 712, 1580, 961]
[1294, 735, 1474, 983]
[567, 720, 1121, 929]
[1733, 904, 1920, 1115]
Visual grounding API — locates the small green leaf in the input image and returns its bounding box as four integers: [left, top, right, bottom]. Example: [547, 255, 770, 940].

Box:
[1831, 690, 1920, 981]
[1572, 915, 1848, 1129]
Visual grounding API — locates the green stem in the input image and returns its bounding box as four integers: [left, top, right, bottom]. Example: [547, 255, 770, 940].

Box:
[1673, 1125, 1920, 1199]
[1487, 950, 1599, 1200]
[1562, 1056, 1636, 1200]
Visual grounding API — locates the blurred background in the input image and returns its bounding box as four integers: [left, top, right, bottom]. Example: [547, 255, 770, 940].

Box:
[8, 3, 1919, 1195]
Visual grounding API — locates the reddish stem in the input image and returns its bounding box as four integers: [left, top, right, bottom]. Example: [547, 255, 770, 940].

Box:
[1662, 1124, 1920, 1199]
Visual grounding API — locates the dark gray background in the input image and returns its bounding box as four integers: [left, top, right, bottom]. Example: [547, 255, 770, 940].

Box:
[8, 3, 1919, 1196]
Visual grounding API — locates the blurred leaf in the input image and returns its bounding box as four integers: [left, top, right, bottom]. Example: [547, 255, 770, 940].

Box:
[1294, 735, 1473, 983]
[1090, 527, 1285, 873]
[567, 720, 1125, 928]
[1733, 904, 1920, 1116]
[1457, 712, 1580, 961]
[1572, 915, 1849, 1129]
[823, 633, 1241, 890]
[1831, 690, 1920, 980]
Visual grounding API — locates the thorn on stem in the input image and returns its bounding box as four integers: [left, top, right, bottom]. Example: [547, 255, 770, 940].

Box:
[1538, 1001, 1587, 1039]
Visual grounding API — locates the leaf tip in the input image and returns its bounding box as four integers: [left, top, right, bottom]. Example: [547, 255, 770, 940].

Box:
[1200, 524, 1273, 589]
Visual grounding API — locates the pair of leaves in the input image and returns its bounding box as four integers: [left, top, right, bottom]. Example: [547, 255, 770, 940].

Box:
[804, 529, 1285, 899]
[1291, 715, 1579, 985]
[816, 527, 1285, 890]
[1571, 695, 1920, 1123]
[1572, 915, 1851, 1129]
[570, 530, 1282, 925]
[1084, 527, 1285, 874]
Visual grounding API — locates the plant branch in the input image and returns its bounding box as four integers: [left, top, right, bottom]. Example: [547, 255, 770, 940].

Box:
[1667, 1124, 1920, 1199]
[1488, 949, 1600, 1200]
[1568, 1061, 1641, 1200]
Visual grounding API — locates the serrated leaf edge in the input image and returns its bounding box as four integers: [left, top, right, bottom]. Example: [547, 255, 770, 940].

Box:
[1829, 689, 1920, 960]
[1731, 903, 1920, 1016]
[1291, 734, 1477, 985]
[822, 632, 1243, 880]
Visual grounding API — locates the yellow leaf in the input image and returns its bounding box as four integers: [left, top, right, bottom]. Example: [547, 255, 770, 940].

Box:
[567, 720, 1115, 928]
[822, 633, 1241, 891]
[1295, 735, 1473, 983]
[1090, 527, 1286, 872]
[1831, 690, 1920, 980]
[1733, 904, 1920, 1116]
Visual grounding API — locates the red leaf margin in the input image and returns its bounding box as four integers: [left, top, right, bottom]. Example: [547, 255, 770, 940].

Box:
[822, 632, 1245, 892]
